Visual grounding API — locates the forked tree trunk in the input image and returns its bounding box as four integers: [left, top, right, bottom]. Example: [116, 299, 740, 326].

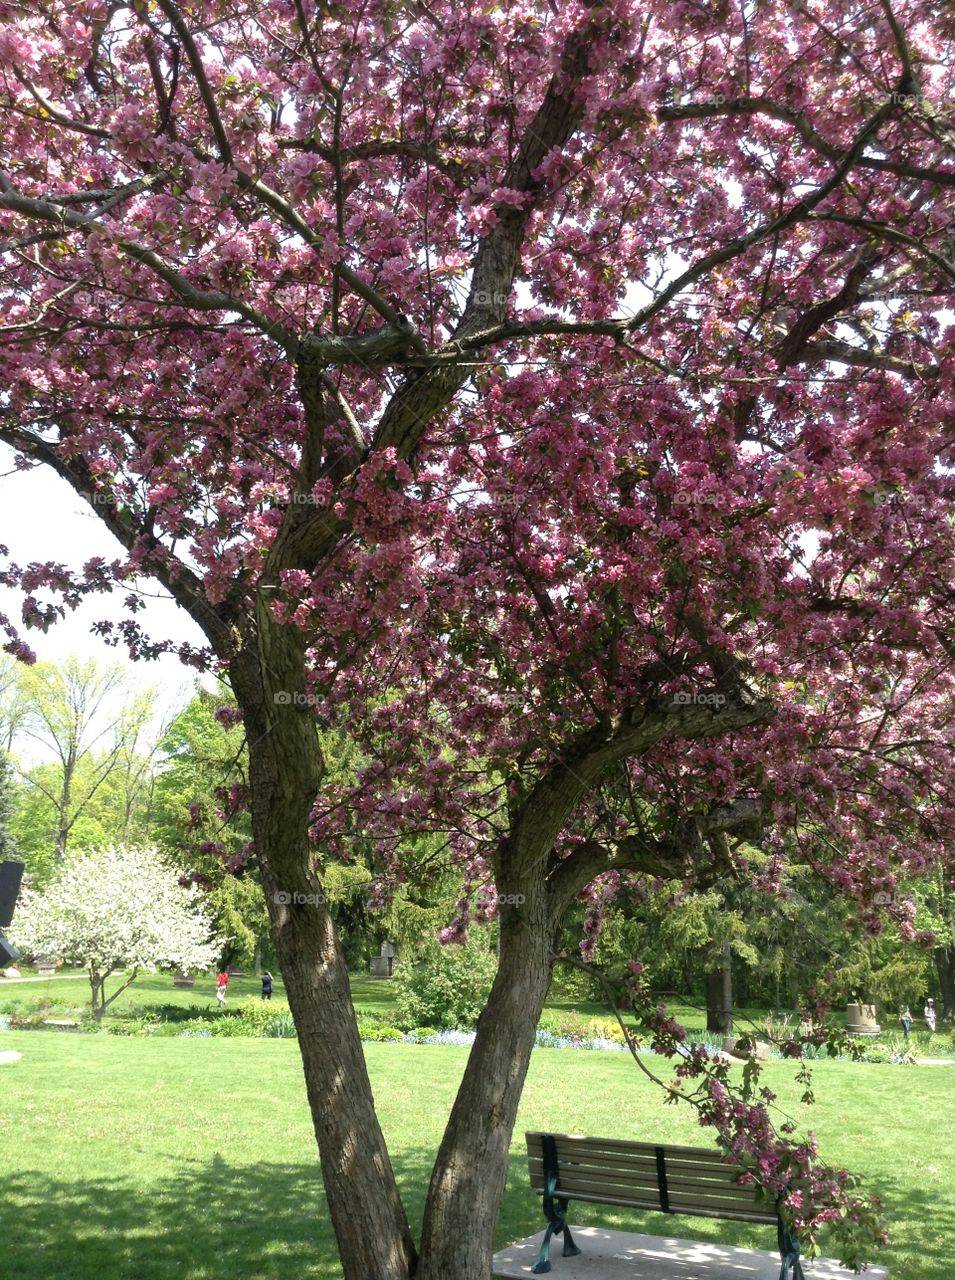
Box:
[415, 889, 557, 1280]
[232, 623, 417, 1280]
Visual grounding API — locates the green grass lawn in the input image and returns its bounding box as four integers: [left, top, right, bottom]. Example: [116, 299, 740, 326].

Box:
[0, 967, 858, 1037]
[0, 1030, 950, 1280]
[0, 966, 289, 1013]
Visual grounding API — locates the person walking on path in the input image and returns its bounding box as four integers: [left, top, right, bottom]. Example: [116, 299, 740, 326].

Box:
[924, 998, 937, 1034]
[261, 970, 273, 1000]
[216, 970, 229, 1006]
[900, 1006, 913, 1040]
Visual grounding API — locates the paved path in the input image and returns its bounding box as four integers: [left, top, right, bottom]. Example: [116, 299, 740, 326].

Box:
[493, 1226, 888, 1278]
[0, 974, 79, 983]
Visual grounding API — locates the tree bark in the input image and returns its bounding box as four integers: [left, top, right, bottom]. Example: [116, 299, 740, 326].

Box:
[705, 948, 733, 1034]
[416, 884, 558, 1280]
[231, 619, 417, 1280]
[934, 946, 955, 1021]
[55, 750, 75, 866]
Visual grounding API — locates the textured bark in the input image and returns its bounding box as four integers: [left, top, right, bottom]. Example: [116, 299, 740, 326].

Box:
[231, 615, 416, 1280]
[934, 946, 955, 1021]
[705, 948, 734, 1034]
[416, 882, 558, 1280]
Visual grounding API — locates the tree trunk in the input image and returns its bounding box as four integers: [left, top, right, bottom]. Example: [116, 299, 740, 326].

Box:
[935, 946, 955, 1021]
[90, 971, 104, 1021]
[705, 947, 733, 1034]
[55, 752, 75, 867]
[415, 888, 557, 1280]
[231, 623, 416, 1280]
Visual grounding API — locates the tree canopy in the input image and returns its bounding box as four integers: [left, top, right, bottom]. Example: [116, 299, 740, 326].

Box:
[2, 2, 955, 1276]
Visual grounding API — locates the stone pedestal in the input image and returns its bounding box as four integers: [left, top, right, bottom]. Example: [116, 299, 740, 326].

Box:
[846, 1002, 881, 1036]
[721, 1036, 770, 1060]
[369, 956, 391, 979]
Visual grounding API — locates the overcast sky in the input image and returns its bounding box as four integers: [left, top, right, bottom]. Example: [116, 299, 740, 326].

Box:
[0, 445, 205, 728]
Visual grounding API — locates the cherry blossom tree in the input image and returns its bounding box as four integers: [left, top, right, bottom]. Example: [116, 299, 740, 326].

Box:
[2, 2, 955, 1276]
[11, 844, 223, 1019]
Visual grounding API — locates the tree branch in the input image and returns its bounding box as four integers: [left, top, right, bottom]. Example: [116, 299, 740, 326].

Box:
[0, 178, 297, 352]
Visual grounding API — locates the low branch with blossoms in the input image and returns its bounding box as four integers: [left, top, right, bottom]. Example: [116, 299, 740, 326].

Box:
[560, 955, 888, 1273]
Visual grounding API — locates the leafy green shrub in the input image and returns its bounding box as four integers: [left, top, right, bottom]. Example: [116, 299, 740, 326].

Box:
[393, 939, 497, 1031]
[548, 965, 602, 1003]
[537, 1010, 625, 1045]
[353, 1006, 389, 1025]
[233, 1001, 289, 1033]
[360, 1024, 403, 1042]
[863, 1044, 891, 1064]
[266, 1011, 296, 1038]
[411, 1027, 436, 1040]
[9, 1008, 54, 1029]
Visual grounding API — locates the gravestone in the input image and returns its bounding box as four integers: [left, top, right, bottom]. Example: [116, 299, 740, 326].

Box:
[369, 940, 397, 979]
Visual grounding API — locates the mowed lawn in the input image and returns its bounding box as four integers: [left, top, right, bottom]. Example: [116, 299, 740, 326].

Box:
[0, 1031, 951, 1280]
[0, 966, 814, 1035]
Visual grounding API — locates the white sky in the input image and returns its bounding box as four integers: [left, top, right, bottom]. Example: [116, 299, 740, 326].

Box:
[0, 445, 204, 729]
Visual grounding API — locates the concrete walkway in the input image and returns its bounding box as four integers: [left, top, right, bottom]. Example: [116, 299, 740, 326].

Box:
[0, 974, 80, 982]
[492, 1227, 889, 1278]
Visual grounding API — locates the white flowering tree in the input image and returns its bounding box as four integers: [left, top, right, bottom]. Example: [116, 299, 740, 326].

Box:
[11, 846, 225, 1020]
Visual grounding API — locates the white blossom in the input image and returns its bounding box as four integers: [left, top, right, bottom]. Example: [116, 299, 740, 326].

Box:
[11, 846, 226, 1017]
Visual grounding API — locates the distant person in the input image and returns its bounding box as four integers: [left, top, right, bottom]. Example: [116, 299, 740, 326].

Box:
[924, 998, 936, 1034]
[899, 1006, 912, 1040]
[261, 970, 273, 1001]
[216, 970, 229, 1005]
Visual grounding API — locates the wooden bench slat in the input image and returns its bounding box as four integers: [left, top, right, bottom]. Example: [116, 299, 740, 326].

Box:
[528, 1171, 772, 1215]
[527, 1150, 752, 1187]
[528, 1173, 766, 1210]
[531, 1185, 779, 1225]
[527, 1158, 760, 1198]
[526, 1132, 733, 1162]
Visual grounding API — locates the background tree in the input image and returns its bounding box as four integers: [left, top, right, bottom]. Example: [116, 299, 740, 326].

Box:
[16, 658, 157, 866]
[0, 654, 29, 751]
[2, 3, 955, 1277]
[10, 844, 224, 1020]
[0, 747, 18, 862]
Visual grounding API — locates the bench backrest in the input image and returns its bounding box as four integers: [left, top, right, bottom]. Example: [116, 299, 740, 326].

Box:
[525, 1131, 779, 1225]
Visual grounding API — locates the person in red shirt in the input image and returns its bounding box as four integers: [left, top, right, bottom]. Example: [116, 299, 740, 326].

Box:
[216, 970, 229, 1005]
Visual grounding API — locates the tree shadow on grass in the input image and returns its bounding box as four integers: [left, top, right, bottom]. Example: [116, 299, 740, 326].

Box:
[1, 1159, 349, 1280]
[0, 1148, 933, 1280]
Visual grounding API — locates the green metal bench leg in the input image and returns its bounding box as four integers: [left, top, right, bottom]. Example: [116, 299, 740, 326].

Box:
[532, 1197, 582, 1274]
[777, 1217, 806, 1280]
[532, 1136, 583, 1274]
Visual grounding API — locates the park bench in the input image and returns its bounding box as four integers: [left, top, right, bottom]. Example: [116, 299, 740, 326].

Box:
[525, 1131, 805, 1279]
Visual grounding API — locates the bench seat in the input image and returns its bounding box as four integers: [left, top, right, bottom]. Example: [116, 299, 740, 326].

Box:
[525, 1131, 805, 1279]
